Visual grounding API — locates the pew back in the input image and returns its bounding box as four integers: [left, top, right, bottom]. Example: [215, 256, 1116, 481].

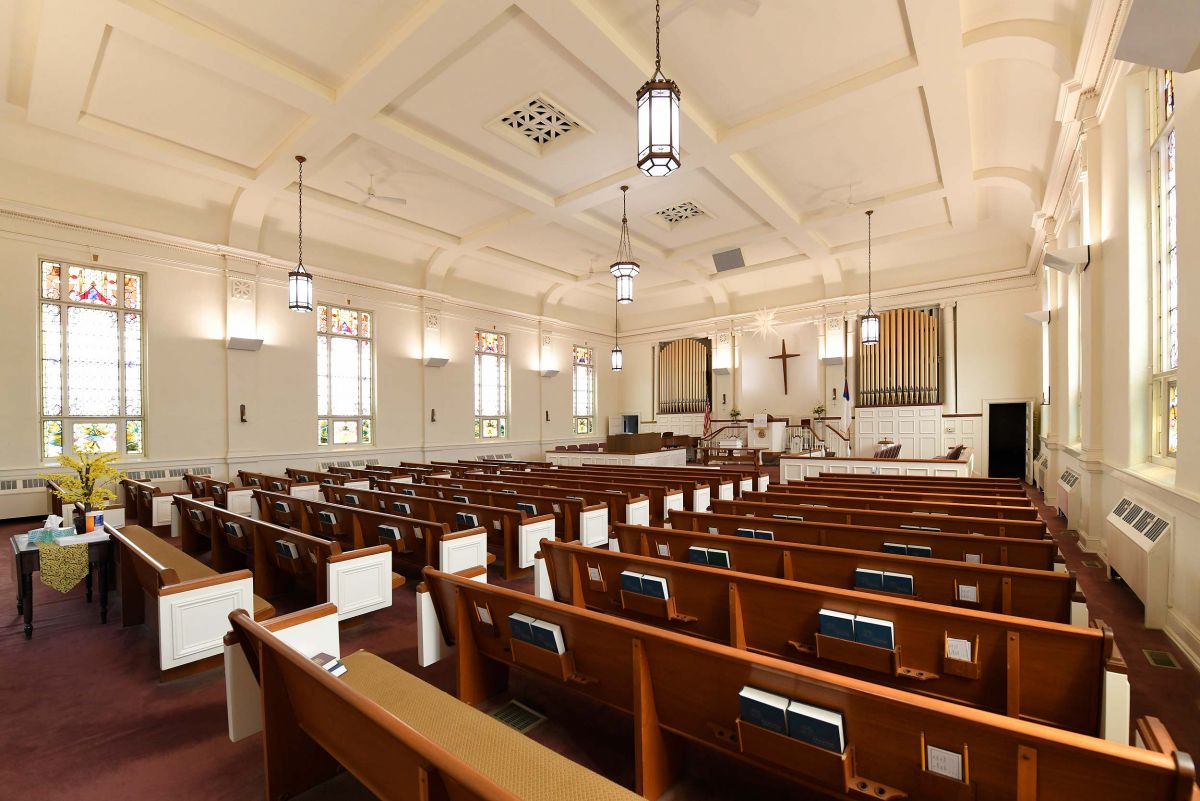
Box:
[743, 489, 1040, 520]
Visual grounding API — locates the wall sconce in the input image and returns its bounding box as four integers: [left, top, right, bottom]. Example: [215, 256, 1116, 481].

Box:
[424, 356, 449, 367]
[430, 409, 437, 423]
[545, 411, 550, 422]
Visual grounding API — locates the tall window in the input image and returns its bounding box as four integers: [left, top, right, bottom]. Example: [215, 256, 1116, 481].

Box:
[1150, 68, 1178, 457]
[39, 260, 145, 459]
[317, 304, 373, 446]
[572, 345, 595, 433]
[474, 330, 508, 438]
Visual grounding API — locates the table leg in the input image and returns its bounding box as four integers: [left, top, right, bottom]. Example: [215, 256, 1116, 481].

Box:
[85, 567, 93, 603]
[15, 554, 23, 615]
[23, 571, 33, 639]
[99, 556, 109, 624]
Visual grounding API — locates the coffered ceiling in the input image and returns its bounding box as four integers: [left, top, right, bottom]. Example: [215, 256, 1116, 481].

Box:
[0, 0, 1110, 329]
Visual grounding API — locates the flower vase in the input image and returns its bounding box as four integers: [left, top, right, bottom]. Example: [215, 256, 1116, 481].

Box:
[74, 505, 91, 535]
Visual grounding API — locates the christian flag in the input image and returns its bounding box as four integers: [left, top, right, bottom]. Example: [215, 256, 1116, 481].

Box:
[841, 378, 851, 433]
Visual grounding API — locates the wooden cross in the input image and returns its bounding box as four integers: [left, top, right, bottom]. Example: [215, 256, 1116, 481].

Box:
[769, 338, 801, 394]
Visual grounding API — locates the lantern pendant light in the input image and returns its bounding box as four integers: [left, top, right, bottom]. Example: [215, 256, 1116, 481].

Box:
[611, 294, 623, 371]
[610, 185, 640, 304]
[636, 0, 681, 177]
[288, 155, 314, 313]
[859, 209, 880, 346]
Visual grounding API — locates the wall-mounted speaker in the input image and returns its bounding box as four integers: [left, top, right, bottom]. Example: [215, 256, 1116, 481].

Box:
[712, 248, 745, 272]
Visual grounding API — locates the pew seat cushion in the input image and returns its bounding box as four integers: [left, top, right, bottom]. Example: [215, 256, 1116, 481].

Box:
[339, 651, 641, 801]
[119, 525, 275, 620]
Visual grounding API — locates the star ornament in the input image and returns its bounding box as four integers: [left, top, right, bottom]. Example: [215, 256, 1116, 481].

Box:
[750, 308, 780, 340]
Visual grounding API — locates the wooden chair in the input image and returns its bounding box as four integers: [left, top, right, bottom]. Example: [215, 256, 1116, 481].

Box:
[420, 568, 1194, 800]
[224, 604, 644, 801]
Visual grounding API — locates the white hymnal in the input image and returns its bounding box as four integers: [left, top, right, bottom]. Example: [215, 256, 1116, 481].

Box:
[926, 745, 964, 781]
[946, 637, 973, 662]
[957, 583, 979, 603]
[964, 553, 982, 564]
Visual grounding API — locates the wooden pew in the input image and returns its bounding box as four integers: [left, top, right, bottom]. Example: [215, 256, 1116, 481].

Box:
[121, 477, 185, 532]
[227, 488, 491, 576]
[285, 467, 372, 488]
[711, 498, 1048, 540]
[379, 479, 608, 548]
[427, 474, 650, 528]
[515, 465, 715, 513]
[321, 484, 554, 580]
[421, 568, 1192, 799]
[237, 469, 322, 501]
[497, 459, 769, 495]
[815, 472, 1025, 489]
[805, 476, 1029, 499]
[669, 509, 1060, 571]
[540, 464, 736, 506]
[110, 522, 273, 676]
[768, 481, 1034, 506]
[224, 605, 645, 801]
[182, 472, 254, 514]
[173, 495, 399, 621]
[742, 489, 1041, 521]
[491, 469, 684, 525]
[538, 539, 1103, 733]
[607, 523, 1079, 623]
[327, 465, 410, 485]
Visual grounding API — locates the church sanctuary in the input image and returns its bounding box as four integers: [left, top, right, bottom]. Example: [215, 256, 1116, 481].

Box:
[4, 0, 1200, 798]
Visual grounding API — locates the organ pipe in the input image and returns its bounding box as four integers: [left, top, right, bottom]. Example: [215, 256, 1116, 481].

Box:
[856, 307, 941, 407]
[657, 338, 710, 414]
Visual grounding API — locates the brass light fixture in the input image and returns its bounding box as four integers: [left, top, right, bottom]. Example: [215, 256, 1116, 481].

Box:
[610, 185, 640, 304]
[288, 155, 313, 312]
[860, 209, 880, 346]
[636, 0, 680, 177]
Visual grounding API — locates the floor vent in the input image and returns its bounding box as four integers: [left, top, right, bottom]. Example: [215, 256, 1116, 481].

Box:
[490, 700, 546, 734]
[1080, 559, 1103, 569]
[1143, 649, 1182, 670]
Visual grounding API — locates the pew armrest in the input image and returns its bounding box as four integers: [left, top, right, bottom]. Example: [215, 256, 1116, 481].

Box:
[226, 488, 255, 516]
[579, 504, 610, 548]
[154, 492, 186, 528]
[518, 515, 557, 569]
[627, 497, 651, 526]
[158, 570, 255, 671]
[439, 527, 489, 576]
[225, 604, 341, 742]
[326, 546, 394, 621]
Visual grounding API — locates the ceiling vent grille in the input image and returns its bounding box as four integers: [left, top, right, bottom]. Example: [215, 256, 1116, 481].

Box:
[489, 96, 587, 156]
[1106, 496, 1172, 627]
[656, 202, 705, 225]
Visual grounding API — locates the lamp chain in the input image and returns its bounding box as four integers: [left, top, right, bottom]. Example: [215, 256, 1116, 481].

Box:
[655, 0, 662, 74]
[298, 158, 304, 268]
[866, 209, 873, 305]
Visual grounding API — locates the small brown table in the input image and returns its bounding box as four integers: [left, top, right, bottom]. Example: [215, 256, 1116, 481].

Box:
[11, 532, 113, 640]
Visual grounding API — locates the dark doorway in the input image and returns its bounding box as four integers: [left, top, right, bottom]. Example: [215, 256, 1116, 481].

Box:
[988, 403, 1027, 479]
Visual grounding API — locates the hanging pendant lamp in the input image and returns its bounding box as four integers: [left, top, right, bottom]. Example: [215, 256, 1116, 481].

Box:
[288, 155, 314, 312]
[611, 294, 623, 371]
[636, 0, 680, 177]
[610, 185, 640, 304]
[860, 209, 880, 346]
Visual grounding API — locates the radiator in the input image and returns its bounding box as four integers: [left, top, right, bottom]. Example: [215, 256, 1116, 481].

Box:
[1056, 468, 1081, 522]
[1105, 497, 1172, 628]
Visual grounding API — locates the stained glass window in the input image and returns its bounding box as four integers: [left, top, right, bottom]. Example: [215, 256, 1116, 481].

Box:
[474, 330, 508, 439]
[572, 345, 595, 435]
[1151, 70, 1179, 459]
[316, 303, 373, 446]
[39, 260, 144, 459]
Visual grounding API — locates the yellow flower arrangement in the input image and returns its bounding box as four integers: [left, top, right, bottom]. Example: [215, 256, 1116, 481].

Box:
[41, 451, 125, 510]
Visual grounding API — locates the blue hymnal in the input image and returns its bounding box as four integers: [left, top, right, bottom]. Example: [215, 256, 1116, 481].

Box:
[393, 502, 411, 516]
[188, 509, 205, 522]
[906, 545, 933, 558]
[735, 528, 756, 538]
[274, 501, 290, 514]
[786, 701, 845, 754]
[453, 495, 469, 503]
[508, 613, 537, 644]
[516, 502, 538, 516]
[318, 511, 336, 526]
[456, 512, 480, 529]
[817, 609, 855, 641]
[738, 687, 789, 735]
[345, 495, 361, 506]
[620, 571, 644, 594]
[271, 481, 285, 491]
[882, 542, 908, 555]
[223, 522, 244, 539]
[883, 571, 915, 595]
[275, 539, 299, 559]
[706, 549, 731, 569]
[687, 546, 709, 565]
[853, 568, 884, 591]
[753, 530, 774, 540]
[640, 574, 669, 599]
[377, 525, 401, 542]
[399, 488, 416, 496]
[529, 619, 566, 654]
[853, 615, 895, 650]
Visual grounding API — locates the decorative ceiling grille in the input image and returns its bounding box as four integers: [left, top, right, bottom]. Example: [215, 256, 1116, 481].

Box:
[499, 97, 580, 144]
[655, 201, 705, 225]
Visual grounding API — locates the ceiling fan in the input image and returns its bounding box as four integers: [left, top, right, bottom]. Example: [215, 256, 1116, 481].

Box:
[345, 173, 406, 207]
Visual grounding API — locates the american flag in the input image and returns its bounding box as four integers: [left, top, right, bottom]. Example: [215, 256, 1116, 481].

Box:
[704, 402, 712, 437]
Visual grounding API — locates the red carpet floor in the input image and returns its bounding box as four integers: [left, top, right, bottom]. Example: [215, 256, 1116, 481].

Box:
[2, 484, 1197, 799]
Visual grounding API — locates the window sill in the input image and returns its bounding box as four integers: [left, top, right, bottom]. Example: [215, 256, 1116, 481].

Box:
[1126, 461, 1177, 489]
